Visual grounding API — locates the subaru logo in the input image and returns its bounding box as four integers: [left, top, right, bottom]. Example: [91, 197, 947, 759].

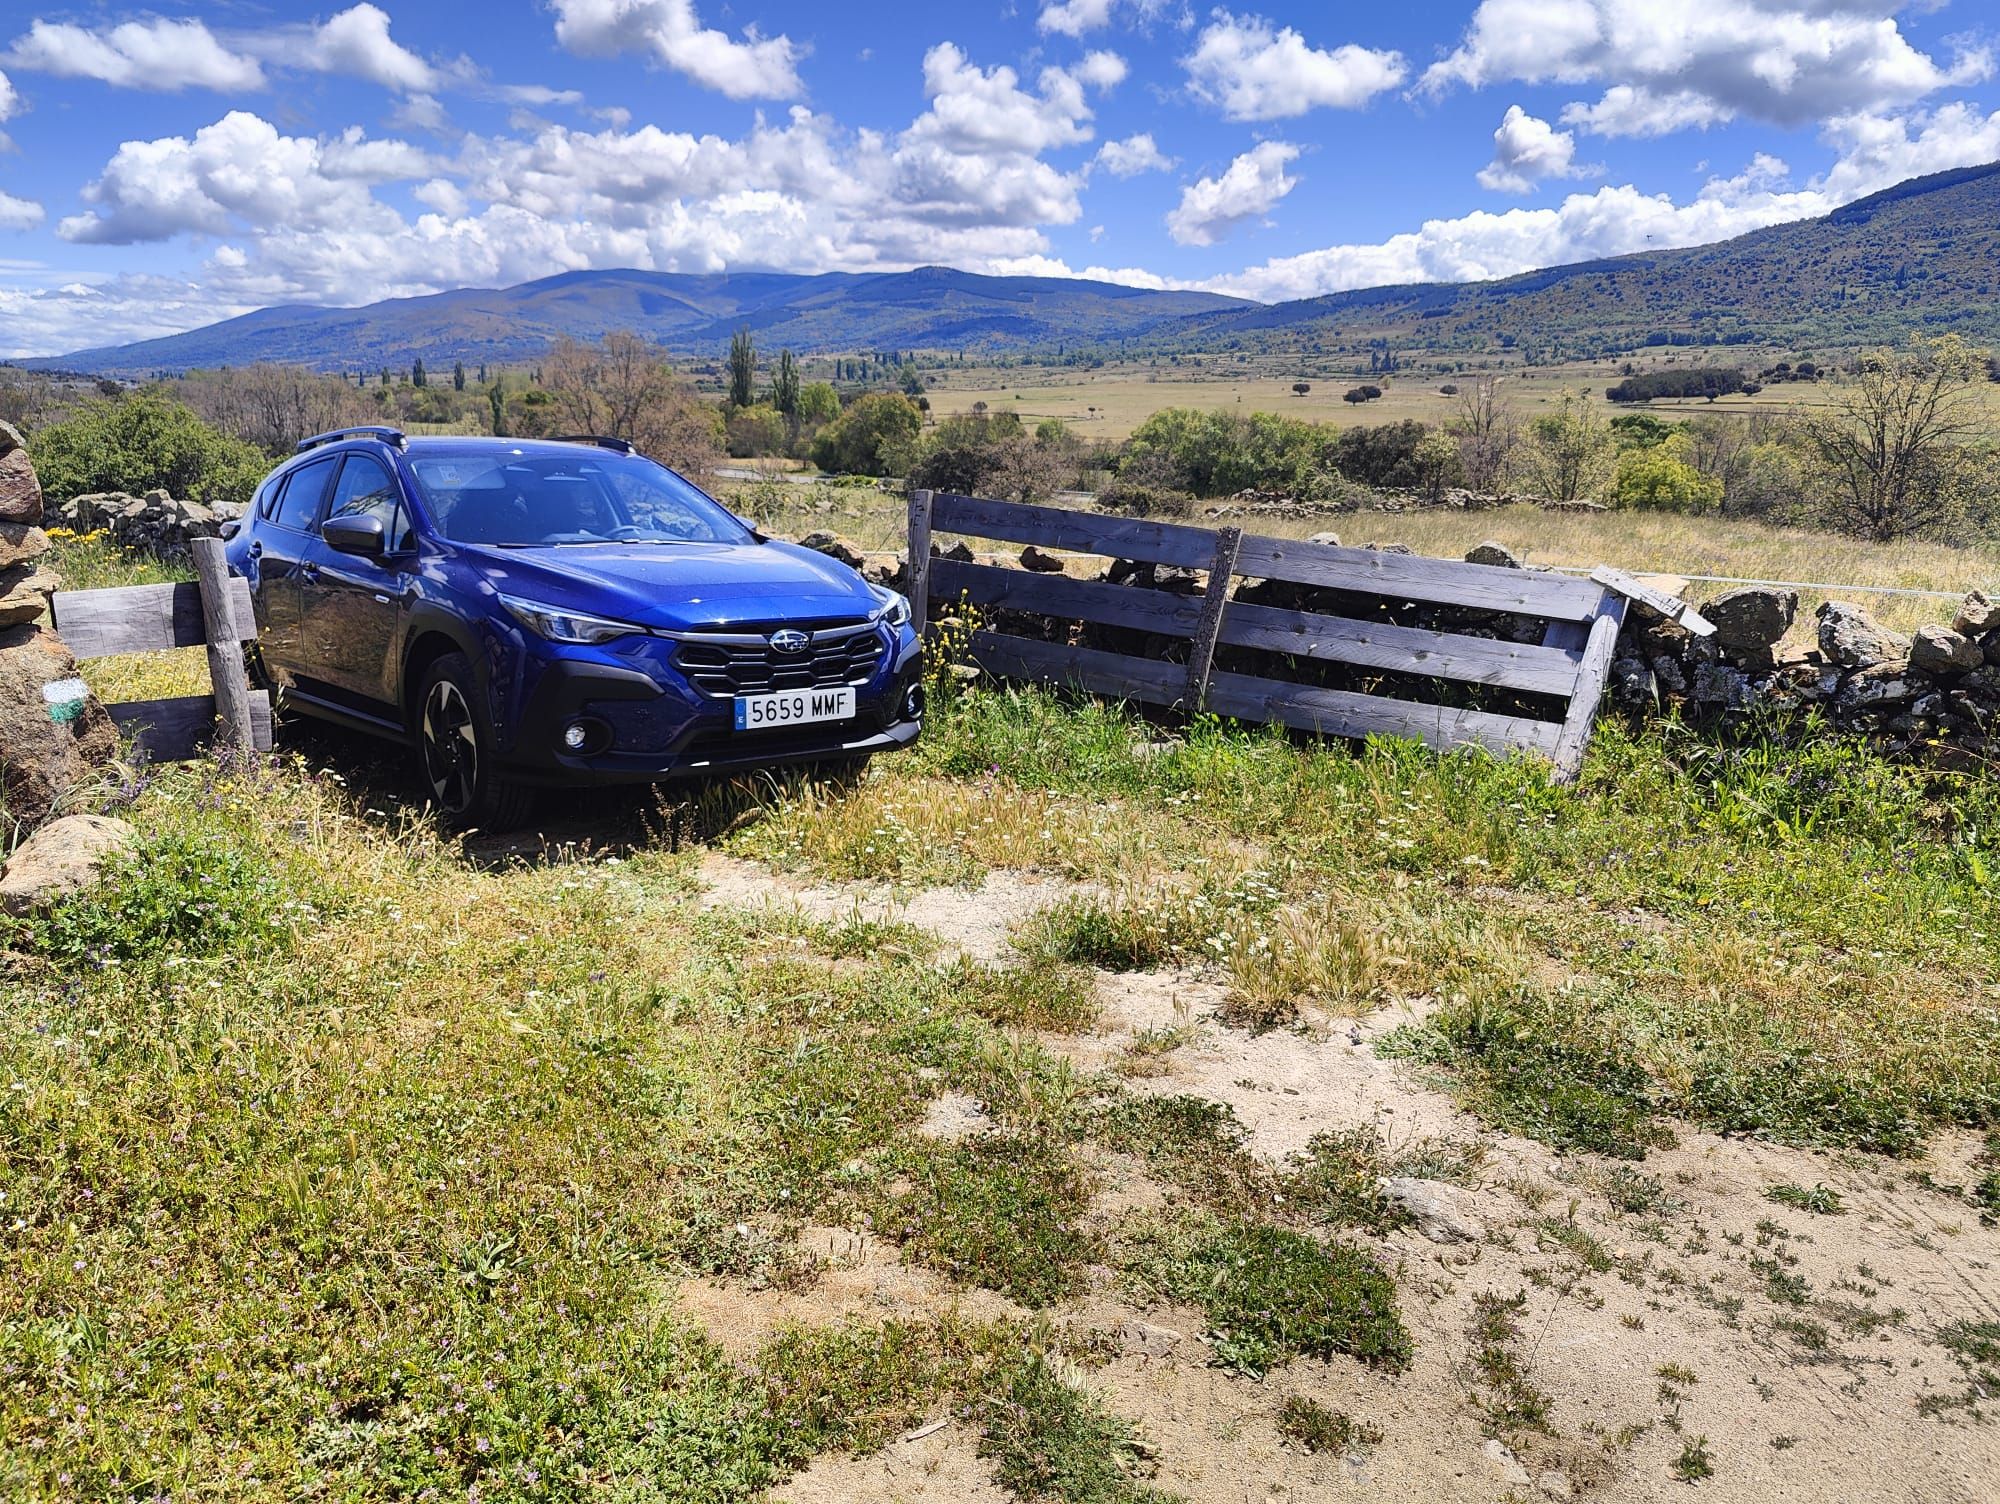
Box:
[769, 629, 811, 655]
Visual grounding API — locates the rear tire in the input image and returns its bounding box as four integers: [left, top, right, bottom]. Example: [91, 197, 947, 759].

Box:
[414, 652, 535, 830]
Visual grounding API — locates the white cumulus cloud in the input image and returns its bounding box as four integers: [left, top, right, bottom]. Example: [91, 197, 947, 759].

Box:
[1423, 0, 1993, 134]
[296, 4, 437, 93]
[1477, 106, 1593, 193]
[550, 0, 804, 101]
[57, 112, 420, 245]
[1094, 132, 1175, 177]
[1184, 12, 1405, 121]
[0, 190, 42, 230]
[1167, 140, 1299, 245]
[4, 17, 265, 92]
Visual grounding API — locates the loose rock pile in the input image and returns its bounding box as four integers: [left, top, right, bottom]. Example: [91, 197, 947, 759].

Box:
[0, 424, 117, 834]
[45, 489, 245, 557]
[1616, 583, 2000, 752]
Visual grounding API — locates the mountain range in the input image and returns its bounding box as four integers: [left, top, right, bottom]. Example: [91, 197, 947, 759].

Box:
[28, 161, 2000, 376]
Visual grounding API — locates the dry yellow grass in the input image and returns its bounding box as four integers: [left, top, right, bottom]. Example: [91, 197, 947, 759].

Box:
[1292, 503, 1996, 634]
[923, 360, 2000, 440]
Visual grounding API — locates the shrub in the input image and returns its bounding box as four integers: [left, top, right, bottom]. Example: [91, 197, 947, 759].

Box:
[28, 393, 269, 507]
[724, 404, 789, 458]
[1120, 406, 1335, 499]
[1609, 445, 1724, 513]
[810, 392, 922, 476]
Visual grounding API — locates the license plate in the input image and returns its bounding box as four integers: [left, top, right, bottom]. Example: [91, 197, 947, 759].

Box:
[734, 686, 856, 731]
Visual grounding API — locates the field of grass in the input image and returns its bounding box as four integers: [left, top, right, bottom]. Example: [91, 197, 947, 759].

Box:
[923, 359, 2000, 440]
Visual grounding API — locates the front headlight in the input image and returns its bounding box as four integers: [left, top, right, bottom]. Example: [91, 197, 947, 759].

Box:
[869, 585, 912, 629]
[499, 594, 645, 645]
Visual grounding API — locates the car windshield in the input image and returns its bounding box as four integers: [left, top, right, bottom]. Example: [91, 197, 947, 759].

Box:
[406, 450, 750, 548]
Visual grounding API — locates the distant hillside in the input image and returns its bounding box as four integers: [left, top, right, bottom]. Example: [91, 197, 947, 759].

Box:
[1169, 162, 2000, 360]
[32, 161, 2000, 376]
[35, 267, 1249, 376]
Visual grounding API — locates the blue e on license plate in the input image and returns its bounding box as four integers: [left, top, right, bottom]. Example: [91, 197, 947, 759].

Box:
[734, 686, 856, 730]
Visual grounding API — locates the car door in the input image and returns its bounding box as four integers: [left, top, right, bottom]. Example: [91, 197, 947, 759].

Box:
[247, 454, 339, 686]
[296, 452, 416, 713]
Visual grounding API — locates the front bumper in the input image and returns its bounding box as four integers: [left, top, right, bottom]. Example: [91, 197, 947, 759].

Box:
[498, 627, 923, 785]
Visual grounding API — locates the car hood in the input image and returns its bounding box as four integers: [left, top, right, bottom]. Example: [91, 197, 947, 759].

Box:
[460, 538, 883, 631]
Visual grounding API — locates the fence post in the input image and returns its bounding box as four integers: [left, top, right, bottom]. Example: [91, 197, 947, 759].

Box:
[191, 536, 255, 755]
[1183, 525, 1241, 714]
[1549, 591, 1626, 783]
[907, 488, 934, 637]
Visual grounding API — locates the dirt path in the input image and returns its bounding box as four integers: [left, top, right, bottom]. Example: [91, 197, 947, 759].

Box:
[690, 855, 2000, 1504]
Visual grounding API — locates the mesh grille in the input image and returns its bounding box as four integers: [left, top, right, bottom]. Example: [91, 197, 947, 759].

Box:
[674, 628, 884, 698]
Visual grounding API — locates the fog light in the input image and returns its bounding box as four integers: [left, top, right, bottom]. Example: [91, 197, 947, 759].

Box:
[903, 685, 926, 720]
[562, 721, 589, 750]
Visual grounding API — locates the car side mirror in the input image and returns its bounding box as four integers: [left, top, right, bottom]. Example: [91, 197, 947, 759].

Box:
[322, 513, 387, 559]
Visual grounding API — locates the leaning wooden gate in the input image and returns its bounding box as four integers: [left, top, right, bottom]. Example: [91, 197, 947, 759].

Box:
[906, 491, 1630, 782]
[50, 535, 271, 761]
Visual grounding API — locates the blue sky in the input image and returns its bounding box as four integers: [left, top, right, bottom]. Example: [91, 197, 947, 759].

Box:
[0, 0, 1995, 356]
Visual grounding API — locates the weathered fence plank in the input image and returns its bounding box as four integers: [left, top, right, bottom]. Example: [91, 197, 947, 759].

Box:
[107, 690, 273, 762]
[1206, 670, 1564, 758]
[906, 488, 933, 637]
[52, 576, 256, 660]
[1236, 535, 1606, 619]
[931, 493, 1220, 570]
[1184, 526, 1241, 712]
[1549, 596, 1627, 781]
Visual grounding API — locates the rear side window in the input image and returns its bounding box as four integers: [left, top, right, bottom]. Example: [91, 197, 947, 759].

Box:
[326, 454, 414, 551]
[271, 455, 338, 532]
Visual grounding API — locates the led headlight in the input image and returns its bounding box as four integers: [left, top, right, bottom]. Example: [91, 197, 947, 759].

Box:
[499, 594, 645, 645]
[869, 584, 912, 629]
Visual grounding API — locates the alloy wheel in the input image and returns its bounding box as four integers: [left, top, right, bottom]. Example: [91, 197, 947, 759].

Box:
[421, 680, 478, 815]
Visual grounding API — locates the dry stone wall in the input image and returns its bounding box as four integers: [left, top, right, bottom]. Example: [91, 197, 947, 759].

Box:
[45, 489, 245, 557]
[0, 423, 117, 834]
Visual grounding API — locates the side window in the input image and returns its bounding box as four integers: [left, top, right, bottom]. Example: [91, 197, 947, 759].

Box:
[272, 455, 338, 532]
[326, 455, 413, 551]
[258, 472, 289, 520]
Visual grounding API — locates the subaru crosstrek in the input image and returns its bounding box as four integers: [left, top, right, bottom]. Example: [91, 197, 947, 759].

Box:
[225, 427, 923, 826]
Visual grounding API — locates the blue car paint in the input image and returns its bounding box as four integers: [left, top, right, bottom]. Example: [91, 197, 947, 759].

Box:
[224, 434, 923, 787]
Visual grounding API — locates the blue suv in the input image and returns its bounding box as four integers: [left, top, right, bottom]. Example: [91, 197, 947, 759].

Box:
[225, 427, 923, 826]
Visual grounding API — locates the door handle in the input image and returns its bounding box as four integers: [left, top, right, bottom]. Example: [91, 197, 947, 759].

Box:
[299, 563, 320, 583]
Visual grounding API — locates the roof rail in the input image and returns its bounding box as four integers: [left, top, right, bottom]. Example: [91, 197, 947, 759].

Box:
[296, 425, 408, 454]
[551, 433, 634, 454]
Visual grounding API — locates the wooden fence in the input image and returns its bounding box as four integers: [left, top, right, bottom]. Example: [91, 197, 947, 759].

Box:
[907, 491, 1641, 782]
[51, 536, 271, 761]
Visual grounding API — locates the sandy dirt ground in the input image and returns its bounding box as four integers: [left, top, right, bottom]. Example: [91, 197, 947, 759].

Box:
[683, 853, 2000, 1504]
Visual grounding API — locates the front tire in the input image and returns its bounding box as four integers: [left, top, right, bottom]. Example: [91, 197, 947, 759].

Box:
[415, 652, 534, 830]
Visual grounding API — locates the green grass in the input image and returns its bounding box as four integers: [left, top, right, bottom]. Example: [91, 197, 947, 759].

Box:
[1275, 1395, 1382, 1454]
[1115, 1211, 1410, 1377]
[876, 1134, 1097, 1307]
[1466, 1292, 1553, 1436]
[1766, 1182, 1846, 1215]
[977, 1356, 1179, 1504]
